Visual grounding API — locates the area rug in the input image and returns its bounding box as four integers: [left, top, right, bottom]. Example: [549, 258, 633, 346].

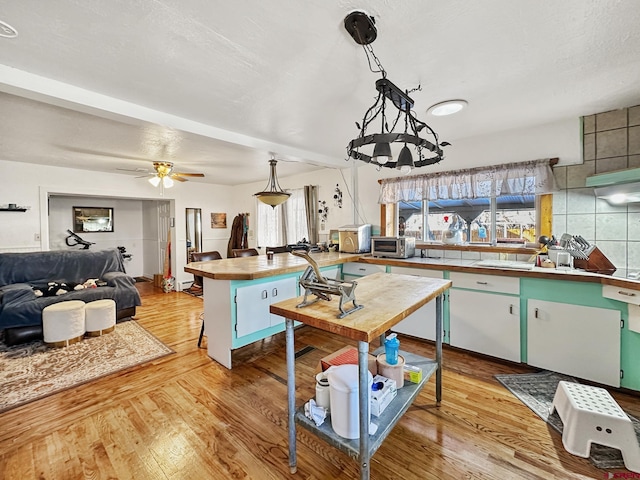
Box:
[0, 320, 173, 413]
[495, 370, 640, 470]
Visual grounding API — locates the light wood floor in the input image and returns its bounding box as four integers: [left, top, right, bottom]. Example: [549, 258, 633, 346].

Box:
[1, 282, 638, 479]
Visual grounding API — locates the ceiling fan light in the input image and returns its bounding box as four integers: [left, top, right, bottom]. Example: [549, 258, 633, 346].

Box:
[163, 176, 174, 188]
[149, 176, 161, 187]
[372, 142, 392, 165]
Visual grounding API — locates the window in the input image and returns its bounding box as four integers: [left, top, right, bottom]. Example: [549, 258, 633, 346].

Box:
[399, 195, 536, 244]
[256, 188, 309, 247]
[381, 158, 555, 244]
[256, 201, 285, 248]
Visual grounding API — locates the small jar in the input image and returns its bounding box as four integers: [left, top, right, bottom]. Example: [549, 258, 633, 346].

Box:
[315, 372, 330, 411]
[267, 251, 274, 260]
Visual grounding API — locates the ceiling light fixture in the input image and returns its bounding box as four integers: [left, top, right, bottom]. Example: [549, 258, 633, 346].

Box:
[148, 162, 175, 189]
[0, 20, 18, 38]
[254, 157, 291, 208]
[427, 99, 468, 116]
[344, 11, 450, 175]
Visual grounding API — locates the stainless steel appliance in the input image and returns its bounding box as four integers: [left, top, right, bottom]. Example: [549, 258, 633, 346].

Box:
[338, 224, 371, 253]
[371, 236, 416, 258]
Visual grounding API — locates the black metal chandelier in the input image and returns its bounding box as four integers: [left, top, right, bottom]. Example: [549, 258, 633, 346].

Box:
[344, 11, 449, 175]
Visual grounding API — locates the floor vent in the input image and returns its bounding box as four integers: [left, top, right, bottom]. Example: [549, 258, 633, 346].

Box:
[295, 345, 316, 359]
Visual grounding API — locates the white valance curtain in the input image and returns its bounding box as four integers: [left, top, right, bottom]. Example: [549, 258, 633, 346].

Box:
[378, 158, 557, 204]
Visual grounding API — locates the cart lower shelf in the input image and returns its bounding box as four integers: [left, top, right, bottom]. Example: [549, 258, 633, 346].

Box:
[295, 350, 437, 459]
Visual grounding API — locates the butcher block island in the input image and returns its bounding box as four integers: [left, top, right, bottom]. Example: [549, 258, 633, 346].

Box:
[184, 251, 362, 368]
[270, 272, 452, 479]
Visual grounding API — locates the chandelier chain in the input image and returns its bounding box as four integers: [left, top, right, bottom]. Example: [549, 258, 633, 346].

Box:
[361, 43, 386, 77]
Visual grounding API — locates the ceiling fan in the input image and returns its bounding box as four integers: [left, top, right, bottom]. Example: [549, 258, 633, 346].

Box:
[142, 162, 205, 188]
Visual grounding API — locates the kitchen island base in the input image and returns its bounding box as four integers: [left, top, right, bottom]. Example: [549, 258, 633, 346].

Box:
[272, 272, 451, 480]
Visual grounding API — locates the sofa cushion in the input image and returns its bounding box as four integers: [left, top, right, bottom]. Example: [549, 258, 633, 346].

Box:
[0, 249, 126, 287]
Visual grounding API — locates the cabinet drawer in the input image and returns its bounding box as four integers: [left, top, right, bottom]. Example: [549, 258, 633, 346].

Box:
[388, 266, 443, 279]
[450, 271, 519, 295]
[603, 284, 640, 305]
[341, 262, 384, 277]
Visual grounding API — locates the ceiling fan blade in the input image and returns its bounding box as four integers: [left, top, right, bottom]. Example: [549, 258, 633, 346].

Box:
[170, 175, 188, 182]
[117, 167, 150, 173]
[173, 172, 205, 177]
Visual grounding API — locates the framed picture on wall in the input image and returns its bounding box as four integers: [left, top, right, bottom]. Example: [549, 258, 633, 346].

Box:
[211, 212, 227, 229]
[73, 206, 114, 233]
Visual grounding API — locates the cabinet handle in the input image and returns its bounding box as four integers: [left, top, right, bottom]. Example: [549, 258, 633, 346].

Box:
[476, 281, 488, 285]
[509, 304, 513, 314]
[262, 290, 268, 300]
[358, 268, 366, 271]
[618, 290, 636, 297]
[534, 308, 539, 319]
[272, 287, 278, 297]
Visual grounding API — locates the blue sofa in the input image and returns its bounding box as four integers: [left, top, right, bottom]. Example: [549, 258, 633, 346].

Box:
[0, 248, 141, 345]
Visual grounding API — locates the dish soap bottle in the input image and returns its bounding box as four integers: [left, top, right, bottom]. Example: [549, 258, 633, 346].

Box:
[384, 333, 400, 365]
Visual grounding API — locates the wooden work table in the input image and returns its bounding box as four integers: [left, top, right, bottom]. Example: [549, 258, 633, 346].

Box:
[270, 272, 451, 342]
[270, 272, 452, 480]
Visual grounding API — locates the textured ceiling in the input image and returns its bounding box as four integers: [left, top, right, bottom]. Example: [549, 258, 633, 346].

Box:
[1, 0, 640, 185]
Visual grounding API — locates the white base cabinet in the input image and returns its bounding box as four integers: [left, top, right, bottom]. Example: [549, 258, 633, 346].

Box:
[448, 272, 520, 362]
[527, 299, 621, 387]
[236, 277, 298, 337]
[449, 289, 520, 362]
[389, 267, 443, 341]
[341, 262, 384, 281]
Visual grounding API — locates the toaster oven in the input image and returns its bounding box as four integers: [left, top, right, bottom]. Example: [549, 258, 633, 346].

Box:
[371, 236, 416, 258]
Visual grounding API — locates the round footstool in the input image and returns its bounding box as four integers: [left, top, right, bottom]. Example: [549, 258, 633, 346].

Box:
[85, 299, 116, 337]
[42, 300, 86, 347]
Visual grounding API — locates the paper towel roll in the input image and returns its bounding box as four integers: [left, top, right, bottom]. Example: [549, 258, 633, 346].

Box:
[376, 353, 405, 389]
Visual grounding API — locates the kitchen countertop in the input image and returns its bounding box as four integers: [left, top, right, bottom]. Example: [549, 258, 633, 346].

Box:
[184, 251, 362, 280]
[359, 255, 640, 289]
[185, 251, 640, 290]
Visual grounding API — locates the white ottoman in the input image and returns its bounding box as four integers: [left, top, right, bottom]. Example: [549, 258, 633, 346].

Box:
[85, 299, 116, 336]
[42, 300, 86, 347]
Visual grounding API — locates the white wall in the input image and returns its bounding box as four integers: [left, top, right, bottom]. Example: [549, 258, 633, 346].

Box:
[234, 166, 358, 246]
[0, 116, 583, 284]
[236, 116, 583, 240]
[0, 159, 236, 287]
[49, 196, 144, 276]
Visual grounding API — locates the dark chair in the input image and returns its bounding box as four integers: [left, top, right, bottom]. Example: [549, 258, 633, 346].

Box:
[189, 250, 222, 348]
[190, 250, 223, 290]
[232, 248, 259, 258]
[265, 245, 289, 254]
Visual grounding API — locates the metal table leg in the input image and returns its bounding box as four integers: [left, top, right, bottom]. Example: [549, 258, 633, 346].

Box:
[357, 340, 370, 480]
[285, 318, 297, 474]
[435, 293, 443, 405]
